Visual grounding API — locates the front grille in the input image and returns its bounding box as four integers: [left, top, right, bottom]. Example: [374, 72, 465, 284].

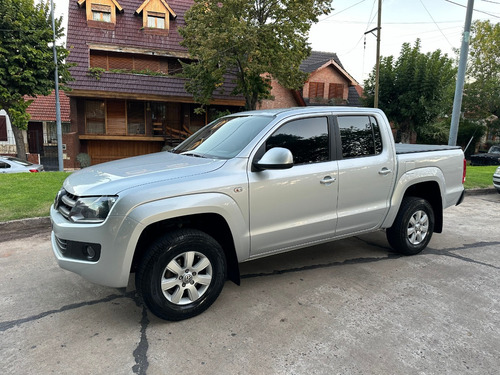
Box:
[55, 190, 78, 221]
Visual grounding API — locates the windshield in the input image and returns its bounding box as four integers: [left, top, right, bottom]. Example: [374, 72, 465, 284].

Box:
[172, 115, 273, 159]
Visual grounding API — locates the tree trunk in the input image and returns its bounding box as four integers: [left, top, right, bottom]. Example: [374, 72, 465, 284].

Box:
[11, 125, 27, 160]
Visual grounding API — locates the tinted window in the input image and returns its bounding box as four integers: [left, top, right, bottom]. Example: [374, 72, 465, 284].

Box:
[0, 162, 11, 169]
[337, 116, 382, 158]
[267, 117, 329, 164]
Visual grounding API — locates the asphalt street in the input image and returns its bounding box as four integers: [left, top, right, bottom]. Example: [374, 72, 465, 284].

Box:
[1, 192, 499, 375]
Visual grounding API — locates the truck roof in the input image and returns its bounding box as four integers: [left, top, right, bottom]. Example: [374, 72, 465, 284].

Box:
[233, 106, 385, 118]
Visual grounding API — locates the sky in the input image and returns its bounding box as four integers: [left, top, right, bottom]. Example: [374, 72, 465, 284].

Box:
[309, 0, 500, 84]
[52, 0, 500, 85]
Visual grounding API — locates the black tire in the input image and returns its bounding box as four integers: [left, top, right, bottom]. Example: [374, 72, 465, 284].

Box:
[136, 229, 227, 321]
[386, 196, 435, 255]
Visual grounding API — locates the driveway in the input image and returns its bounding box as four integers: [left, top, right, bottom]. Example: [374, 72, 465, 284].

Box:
[1, 193, 499, 374]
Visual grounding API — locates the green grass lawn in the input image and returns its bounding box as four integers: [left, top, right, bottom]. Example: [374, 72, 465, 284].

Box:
[0, 172, 70, 222]
[0, 165, 497, 222]
[465, 165, 497, 190]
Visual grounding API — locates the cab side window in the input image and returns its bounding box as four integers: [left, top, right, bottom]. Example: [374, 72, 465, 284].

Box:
[337, 116, 382, 159]
[266, 117, 329, 164]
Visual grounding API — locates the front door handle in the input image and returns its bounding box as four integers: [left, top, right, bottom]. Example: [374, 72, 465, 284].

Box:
[379, 168, 392, 175]
[320, 176, 336, 185]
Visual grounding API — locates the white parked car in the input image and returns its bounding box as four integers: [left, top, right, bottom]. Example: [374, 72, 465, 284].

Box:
[0, 156, 44, 173]
[494, 166, 500, 193]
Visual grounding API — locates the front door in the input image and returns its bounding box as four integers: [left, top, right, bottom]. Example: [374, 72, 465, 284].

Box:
[27, 122, 44, 156]
[248, 116, 339, 257]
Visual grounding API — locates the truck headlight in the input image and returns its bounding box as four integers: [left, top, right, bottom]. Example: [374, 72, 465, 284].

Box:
[68, 196, 117, 223]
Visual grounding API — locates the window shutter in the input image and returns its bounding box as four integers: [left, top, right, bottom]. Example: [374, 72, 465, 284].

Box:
[108, 53, 134, 71]
[107, 100, 126, 135]
[134, 55, 160, 72]
[309, 82, 324, 98]
[328, 83, 344, 99]
[90, 51, 108, 69]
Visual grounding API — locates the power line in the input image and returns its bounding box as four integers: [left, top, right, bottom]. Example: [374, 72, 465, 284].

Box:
[319, 0, 367, 22]
[444, 0, 500, 18]
[419, 0, 454, 47]
[319, 19, 463, 24]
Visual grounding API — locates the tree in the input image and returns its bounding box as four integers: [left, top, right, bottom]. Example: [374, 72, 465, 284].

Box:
[179, 0, 333, 111]
[462, 20, 500, 141]
[0, 0, 71, 158]
[363, 40, 456, 143]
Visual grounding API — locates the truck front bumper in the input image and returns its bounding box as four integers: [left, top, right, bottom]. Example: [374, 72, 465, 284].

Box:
[50, 205, 144, 288]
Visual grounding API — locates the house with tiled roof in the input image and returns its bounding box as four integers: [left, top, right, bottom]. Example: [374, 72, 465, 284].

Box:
[1, 91, 71, 168]
[258, 51, 363, 109]
[25, 91, 72, 169]
[66, 0, 244, 165]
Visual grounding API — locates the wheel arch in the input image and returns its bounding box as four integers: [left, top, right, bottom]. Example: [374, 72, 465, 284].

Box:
[383, 171, 444, 233]
[131, 213, 241, 285]
[403, 181, 443, 233]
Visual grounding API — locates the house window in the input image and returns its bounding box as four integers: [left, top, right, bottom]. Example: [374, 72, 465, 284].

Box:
[46, 122, 71, 144]
[85, 100, 106, 134]
[91, 4, 111, 22]
[308, 82, 324, 99]
[328, 83, 345, 99]
[127, 102, 146, 135]
[147, 12, 165, 29]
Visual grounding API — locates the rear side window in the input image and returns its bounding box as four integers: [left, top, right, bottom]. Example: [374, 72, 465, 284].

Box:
[337, 116, 382, 158]
[266, 117, 329, 164]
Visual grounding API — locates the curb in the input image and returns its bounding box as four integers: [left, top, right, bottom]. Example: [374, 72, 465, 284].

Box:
[465, 188, 498, 196]
[0, 216, 51, 234]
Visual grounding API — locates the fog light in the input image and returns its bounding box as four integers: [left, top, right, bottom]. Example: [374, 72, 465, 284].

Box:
[85, 245, 97, 260]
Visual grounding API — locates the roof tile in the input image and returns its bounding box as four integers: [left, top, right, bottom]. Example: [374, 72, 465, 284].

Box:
[24, 90, 71, 122]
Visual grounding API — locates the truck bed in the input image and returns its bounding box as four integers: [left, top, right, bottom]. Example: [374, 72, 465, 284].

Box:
[395, 144, 462, 155]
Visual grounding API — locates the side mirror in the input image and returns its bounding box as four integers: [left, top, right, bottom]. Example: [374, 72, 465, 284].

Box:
[254, 147, 293, 170]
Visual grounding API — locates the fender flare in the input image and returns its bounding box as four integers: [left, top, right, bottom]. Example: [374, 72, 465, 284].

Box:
[382, 167, 445, 229]
[115, 193, 249, 284]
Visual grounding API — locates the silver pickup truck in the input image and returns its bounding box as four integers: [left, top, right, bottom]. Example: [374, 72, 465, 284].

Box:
[51, 107, 465, 321]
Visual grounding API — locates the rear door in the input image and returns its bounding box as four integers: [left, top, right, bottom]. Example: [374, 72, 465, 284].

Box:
[334, 115, 396, 236]
[248, 116, 339, 256]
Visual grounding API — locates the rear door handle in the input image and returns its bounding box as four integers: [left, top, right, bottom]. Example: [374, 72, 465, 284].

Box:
[379, 168, 392, 175]
[320, 176, 336, 185]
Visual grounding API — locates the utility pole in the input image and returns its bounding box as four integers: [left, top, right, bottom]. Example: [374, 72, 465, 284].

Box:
[365, 0, 382, 108]
[374, 0, 382, 108]
[50, 0, 64, 171]
[448, 0, 474, 146]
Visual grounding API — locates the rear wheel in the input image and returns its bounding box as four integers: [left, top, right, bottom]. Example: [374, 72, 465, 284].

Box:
[136, 229, 227, 321]
[386, 197, 435, 255]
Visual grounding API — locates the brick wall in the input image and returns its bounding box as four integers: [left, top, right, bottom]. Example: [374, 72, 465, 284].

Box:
[26, 153, 40, 164]
[258, 79, 298, 109]
[303, 65, 349, 102]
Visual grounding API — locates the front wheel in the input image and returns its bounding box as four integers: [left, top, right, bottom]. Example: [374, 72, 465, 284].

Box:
[386, 197, 435, 255]
[136, 229, 227, 321]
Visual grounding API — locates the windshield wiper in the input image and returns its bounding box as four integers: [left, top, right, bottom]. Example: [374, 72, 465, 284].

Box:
[181, 152, 206, 158]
